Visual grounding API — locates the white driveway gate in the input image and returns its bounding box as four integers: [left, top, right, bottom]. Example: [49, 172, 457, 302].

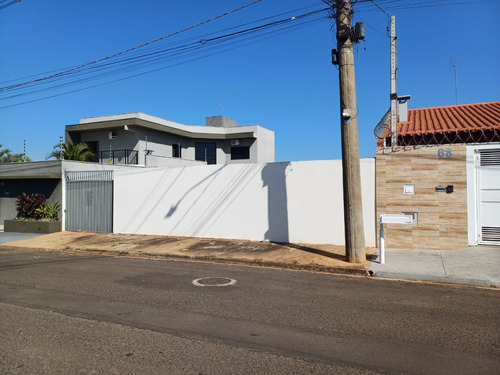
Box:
[477, 149, 500, 244]
[65, 171, 113, 233]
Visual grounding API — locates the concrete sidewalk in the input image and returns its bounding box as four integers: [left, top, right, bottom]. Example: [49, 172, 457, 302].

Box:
[0, 231, 498, 287]
[369, 247, 500, 288]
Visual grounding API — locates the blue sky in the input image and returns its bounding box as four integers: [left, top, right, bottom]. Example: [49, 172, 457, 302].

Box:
[1, 0, 499, 162]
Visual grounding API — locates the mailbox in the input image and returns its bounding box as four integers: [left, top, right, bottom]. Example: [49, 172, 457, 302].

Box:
[435, 185, 454, 193]
[378, 213, 416, 264]
[380, 214, 414, 225]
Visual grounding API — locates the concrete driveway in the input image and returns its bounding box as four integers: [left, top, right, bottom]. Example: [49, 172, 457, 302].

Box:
[0, 231, 44, 244]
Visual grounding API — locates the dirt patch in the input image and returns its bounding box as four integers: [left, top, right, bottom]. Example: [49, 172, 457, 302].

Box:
[185, 239, 284, 254]
[134, 237, 181, 247]
[1, 231, 374, 274]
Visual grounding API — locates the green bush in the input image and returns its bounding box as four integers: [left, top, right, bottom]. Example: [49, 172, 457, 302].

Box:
[35, 202, 61, 221]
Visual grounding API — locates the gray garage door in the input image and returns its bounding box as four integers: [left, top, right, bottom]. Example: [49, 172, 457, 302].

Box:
[65, 171, 113, 233]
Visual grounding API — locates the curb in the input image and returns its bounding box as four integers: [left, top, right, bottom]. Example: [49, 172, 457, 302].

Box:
[369, 271, 496, 288]
[1, 245, 369, 277]
[82, 247, 370, 276]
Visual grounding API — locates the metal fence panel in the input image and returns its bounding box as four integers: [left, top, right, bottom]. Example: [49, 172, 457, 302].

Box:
[98, 150, 138, 165]
[65, 171, 113, 233]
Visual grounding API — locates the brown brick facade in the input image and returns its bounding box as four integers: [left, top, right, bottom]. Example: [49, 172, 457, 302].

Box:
[376, 145, 468, 249]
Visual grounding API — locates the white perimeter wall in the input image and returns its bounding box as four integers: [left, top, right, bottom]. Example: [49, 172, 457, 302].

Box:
[113, 159, 376, 246]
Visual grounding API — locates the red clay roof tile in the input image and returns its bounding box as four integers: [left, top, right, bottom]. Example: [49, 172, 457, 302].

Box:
[396, 101, 500, 136]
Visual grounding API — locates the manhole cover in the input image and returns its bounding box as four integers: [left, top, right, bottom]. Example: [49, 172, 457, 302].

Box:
[192, 277, 237, 287]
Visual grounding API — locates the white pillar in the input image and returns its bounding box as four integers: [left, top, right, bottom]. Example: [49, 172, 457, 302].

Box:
[379, 221, 385, 264]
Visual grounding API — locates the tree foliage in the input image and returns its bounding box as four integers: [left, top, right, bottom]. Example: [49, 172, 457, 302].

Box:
[0, 144, 25, 163]
[48, 142, 96, 162]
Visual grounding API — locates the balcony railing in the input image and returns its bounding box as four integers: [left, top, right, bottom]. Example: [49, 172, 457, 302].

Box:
[99, 149, 138, 165]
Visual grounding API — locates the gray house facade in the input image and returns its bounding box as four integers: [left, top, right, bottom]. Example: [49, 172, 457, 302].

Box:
[65, 113, 275, 167]
[0, 161, 63, 230]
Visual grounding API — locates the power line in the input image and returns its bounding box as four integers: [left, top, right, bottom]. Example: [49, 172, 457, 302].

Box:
[1, 18, 326, 110]
[1, 8, 327, 96]
[354, 13, 389, 38]
[369, 0, 391, 17]
[356, 0, 497, 12]
[1, 0, 264, 93]
[0, 2, 327, 87]
[5, 12, 326, 98]
[385, 0, 497, 11]
[0, 7, 329, 108]
[5, 0, 489, 108]
[0, 0, 21, 11]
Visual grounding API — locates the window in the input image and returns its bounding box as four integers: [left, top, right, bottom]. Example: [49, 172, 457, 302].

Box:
[195, 142, 216, 164]
[231, 146, 250, 160]
[172, 143, 181, 158]
[0, 179, 59, 198]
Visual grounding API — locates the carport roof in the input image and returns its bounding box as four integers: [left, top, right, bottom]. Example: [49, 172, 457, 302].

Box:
[0, 160, 62, 179]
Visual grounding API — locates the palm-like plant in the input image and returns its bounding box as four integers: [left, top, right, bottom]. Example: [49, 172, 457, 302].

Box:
[0, 144, 25, 163]
[0, 145, 11, 162]
[48, 142, 96, 162]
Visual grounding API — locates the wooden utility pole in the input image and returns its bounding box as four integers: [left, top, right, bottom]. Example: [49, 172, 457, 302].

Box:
[335, 0, 366, 263]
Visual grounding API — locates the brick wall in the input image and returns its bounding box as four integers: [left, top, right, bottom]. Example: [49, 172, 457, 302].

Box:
[376, 145, 468, 249]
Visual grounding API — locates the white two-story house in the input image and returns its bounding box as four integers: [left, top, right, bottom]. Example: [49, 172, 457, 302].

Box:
[65, 112, 275, 167]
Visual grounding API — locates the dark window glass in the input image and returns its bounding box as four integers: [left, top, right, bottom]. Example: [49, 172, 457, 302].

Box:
[195, 142, 216, 164]
[0, 179, 59, 198]
[195, 142, 205, 162]
[172, 144, 181, 158]
[205, 143, 216, 164]
[231, 146, 250, 160]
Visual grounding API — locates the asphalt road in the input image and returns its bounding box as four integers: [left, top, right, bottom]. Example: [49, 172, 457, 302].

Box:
[0, 248, 499, 375]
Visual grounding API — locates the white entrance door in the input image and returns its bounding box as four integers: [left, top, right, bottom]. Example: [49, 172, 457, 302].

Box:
[477, 149, 500, 244]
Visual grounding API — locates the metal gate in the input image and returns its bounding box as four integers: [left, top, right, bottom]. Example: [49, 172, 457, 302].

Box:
[65, 171, 113, 233]
[477, 149, 500, 245]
